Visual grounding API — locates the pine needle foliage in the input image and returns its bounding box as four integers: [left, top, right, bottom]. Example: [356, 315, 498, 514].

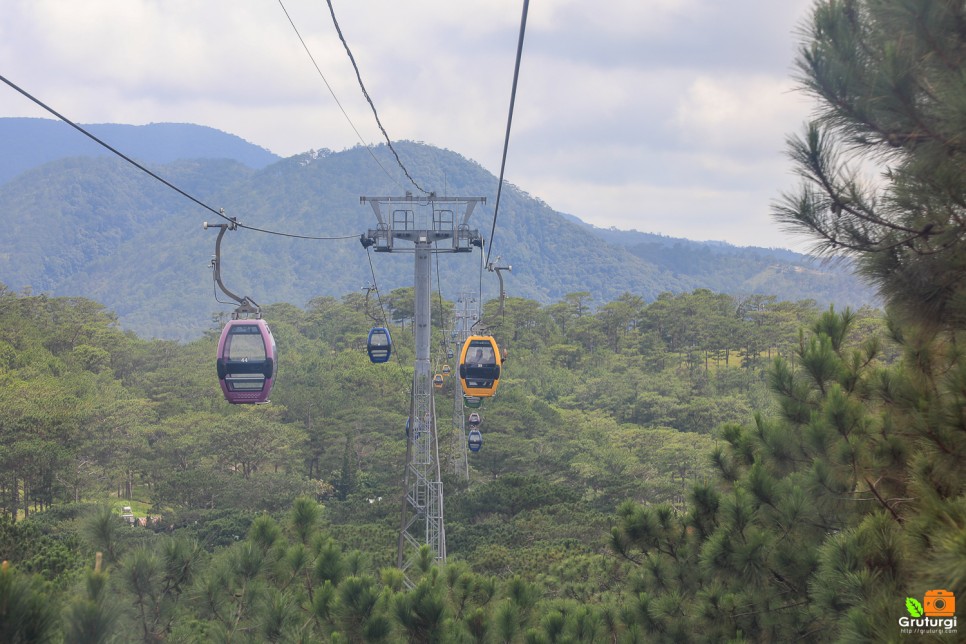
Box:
[615, 302, 966, 640]
[774, 0, 966, 330]
[0, 562, 59, 643]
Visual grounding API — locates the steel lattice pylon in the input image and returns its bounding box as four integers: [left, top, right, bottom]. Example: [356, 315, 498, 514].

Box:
[360, 195, 483, 578]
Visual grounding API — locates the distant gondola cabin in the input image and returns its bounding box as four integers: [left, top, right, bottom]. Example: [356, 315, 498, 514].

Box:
[468, 412, 482, 427]
[468, 429, 483, 452]
[433, 374, 444, 389]
[441, 364, 451, 376]
[458, 336, 502, 398]
[463, 395, 483, 409]
[367, 327, 392, 363]
[217, 319, 277, 404]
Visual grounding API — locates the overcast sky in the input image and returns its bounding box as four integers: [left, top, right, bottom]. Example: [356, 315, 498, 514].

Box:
[1, 0, 819, 249]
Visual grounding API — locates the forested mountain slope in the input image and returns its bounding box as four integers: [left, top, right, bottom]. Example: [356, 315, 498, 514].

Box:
[0, 126, 875, 339]
[0, 117, 279, 184]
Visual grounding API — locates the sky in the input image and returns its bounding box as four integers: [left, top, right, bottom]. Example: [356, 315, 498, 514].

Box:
[1, 0, 819, 250]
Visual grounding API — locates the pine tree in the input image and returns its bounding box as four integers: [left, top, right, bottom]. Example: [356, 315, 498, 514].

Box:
[770, 0, 966, 637]
[0, 560, 58, 643]
[120, 538, 199, 641]
[62, 554, 117, 644]
[614, 305, 966, 641]
[774, 0, 966, 330]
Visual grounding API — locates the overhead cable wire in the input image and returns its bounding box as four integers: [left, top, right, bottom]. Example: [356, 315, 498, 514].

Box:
[365, 247, 405, 365]
[365, 247, 395, 345]
[484, 0, 530, 267]
[236, 221, 358, 241]
[0, 73, 357, 241]
[476, 243, 485, 331]
[276, 0, 406, 193]
[431, 248, 446, 373]
[434, 246, 446, 334]
[1, 74, 231, 223]
[324, 0, 430, 195]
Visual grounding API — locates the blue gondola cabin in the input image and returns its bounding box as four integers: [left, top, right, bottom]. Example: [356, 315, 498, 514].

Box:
[367, 327, 392, 363]
[468, 429, 483, 452]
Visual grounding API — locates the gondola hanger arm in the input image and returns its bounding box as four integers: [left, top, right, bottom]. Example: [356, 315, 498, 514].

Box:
[205, 217, 261, 318]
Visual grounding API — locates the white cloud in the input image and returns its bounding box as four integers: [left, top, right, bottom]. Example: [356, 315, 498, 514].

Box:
[532, 0, 702, 35]
[530, 174, 807, 250]
[0, 0, 821, 250]
[673, 75, 811, 155]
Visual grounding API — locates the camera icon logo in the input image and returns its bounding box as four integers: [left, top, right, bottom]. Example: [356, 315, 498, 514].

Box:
[924, 589, 956, 617]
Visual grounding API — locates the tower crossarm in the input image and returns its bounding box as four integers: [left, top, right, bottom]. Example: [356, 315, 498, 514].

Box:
[361, 195, 484, 252]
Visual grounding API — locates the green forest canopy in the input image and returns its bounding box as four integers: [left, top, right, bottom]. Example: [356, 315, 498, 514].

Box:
[4, 0, 966, 639]
[0, 282, 917, 642]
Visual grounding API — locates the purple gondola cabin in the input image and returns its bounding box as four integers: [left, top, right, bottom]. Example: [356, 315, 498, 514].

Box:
[216, 319, 277, 404]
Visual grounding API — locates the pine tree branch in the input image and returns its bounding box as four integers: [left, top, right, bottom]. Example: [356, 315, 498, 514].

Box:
[864, 476, 902, 522]
[795, 127, 936, 240]
[731, 599, 810, 619]
[613, 550, 642, 566]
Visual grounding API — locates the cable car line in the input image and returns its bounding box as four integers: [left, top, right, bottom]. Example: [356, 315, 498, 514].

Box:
[0, 73, 357, 242]
[430, 245, 451, 378]
[434, 244, 447, 334]
[363, 248, 398, 364]
[484, 0, 530, 267]
[487, 257, 512, 325]
[364, 248, 392, 330]
[276, 0, 407, 194]
[365, 260, 391, 333]
[206, 221, 278, 405]
[324, 0, 430, 195]
[0, 73, 230, 222]
[206, 220, 261, 314]
[235, 222, 358, 241]
[361, 281, 383, 326]
[475, 243, 486, 332]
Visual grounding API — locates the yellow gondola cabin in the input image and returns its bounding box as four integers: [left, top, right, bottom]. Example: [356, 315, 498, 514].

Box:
[458, 335, 502, 398]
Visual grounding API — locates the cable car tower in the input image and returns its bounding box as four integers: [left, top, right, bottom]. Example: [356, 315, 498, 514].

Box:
[360, 193, 484, 575]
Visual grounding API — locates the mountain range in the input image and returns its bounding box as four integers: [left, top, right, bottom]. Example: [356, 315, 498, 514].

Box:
[0, 117, 877, 340]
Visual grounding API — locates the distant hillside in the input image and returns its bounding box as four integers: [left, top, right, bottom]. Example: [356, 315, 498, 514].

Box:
[562, 220, 865, 304]
[566, 220, 801, 260]
[0, 122, 877, 340]
[0, 117, 279, 184]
